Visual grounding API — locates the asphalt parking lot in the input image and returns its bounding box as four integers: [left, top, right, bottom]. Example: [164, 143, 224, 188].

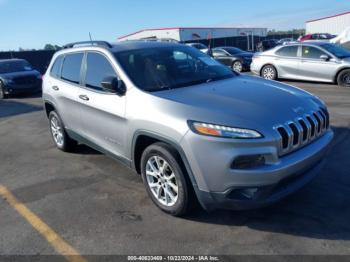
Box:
[0, 78, 350, 257]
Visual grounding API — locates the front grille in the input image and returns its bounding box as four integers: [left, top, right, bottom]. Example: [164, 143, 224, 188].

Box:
[275, 109, 330, 156]
[13, 75, 37, 85]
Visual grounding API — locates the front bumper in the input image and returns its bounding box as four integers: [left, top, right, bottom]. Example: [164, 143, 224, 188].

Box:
[181, 129, 333, 211]
[196, 158, 325, 211]
[4, 82, 42, 95]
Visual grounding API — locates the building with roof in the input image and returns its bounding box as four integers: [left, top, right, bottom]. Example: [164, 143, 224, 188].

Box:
[117, 27, 267, 51]
[306, 11, 350, 35]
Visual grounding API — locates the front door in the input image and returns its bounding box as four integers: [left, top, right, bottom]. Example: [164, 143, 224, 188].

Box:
[78, 52, 127, 157]
[299, 45, 339, 82]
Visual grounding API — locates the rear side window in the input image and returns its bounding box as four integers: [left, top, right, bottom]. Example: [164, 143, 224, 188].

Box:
[302, 46, 326, 59]
[50, 55, 63, 78]
[276, 46, 299, 57]
[61, 53, 84, 84]
[85, 52, 117, 91]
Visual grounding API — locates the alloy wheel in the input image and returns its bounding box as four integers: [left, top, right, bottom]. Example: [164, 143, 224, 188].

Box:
[233, 61, 243, 73]
[50, 115, 64, 147]
[262, 67, 276, 80]
[145, 155, 178, 207]
[342, 73, 350, 87]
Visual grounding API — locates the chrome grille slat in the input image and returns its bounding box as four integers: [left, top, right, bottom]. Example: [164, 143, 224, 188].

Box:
[274, 109, 329, 156]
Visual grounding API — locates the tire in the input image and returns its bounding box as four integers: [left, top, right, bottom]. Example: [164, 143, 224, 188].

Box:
[140, 142, 192, 216]
[49, 111, 77, 152]
[337, 69, 350, 88]
[261, 65, 278, 80]
[0, 81, 6, 99]
[232, 60, 243, 73]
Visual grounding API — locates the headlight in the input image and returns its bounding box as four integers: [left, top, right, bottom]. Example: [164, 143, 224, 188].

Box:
[2, 78, 13, 84]
[188, 121, 263, 139]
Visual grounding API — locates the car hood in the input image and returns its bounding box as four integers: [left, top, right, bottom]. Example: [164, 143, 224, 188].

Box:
[152, 75, 324, 133]
[0, 70, 40, 79]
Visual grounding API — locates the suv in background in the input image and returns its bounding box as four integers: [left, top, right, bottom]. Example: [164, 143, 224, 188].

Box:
[256, 39, 278, 52]
[0, 59, 42, 99]
[43, 41, 333, 216]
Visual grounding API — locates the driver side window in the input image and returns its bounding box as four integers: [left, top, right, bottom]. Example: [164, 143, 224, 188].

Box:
[302, 46, 326, 59]
[85, 52, 117, 91]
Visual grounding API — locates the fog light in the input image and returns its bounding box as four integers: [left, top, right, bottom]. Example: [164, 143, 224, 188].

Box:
[240, 188, 258, 199]
[228, 187, 259, 200]
[231, 155, 265, 169]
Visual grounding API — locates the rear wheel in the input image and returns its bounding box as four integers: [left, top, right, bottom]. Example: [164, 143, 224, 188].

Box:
[232, 60, 243, 73]
[140, 142, 192, 216]
[337, 69, 350, 88]
[0, 81, 6, 99]
[261, 65, 277, 80]
[49, 111, 77, 152]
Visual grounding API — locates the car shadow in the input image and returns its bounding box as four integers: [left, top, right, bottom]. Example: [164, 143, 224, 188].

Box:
[72, 144, 102, 155]
[0, 100, 43, 119]
[185, 126, 350, 241]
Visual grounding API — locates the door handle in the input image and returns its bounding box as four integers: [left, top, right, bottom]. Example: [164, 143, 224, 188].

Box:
[79, 95, 89, 101]
[52, 86, 59, 91]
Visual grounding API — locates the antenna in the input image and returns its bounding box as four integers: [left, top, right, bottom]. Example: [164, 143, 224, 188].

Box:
[89, 32, 93, 43]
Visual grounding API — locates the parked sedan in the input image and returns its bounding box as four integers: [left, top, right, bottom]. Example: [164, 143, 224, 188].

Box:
[211, 47, 253, 72]
[251, 42, 350, 87]
[0, 59, 42, 99]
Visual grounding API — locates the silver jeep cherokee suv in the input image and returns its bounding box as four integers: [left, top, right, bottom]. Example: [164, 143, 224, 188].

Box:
[43, 41, 333, 216]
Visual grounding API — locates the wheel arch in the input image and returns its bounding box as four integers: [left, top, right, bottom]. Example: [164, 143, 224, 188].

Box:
[131, 131, 213, 209]
[44, 100, 56, 118]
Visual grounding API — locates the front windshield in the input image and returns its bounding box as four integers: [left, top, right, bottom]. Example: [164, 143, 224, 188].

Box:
[321, 44, 350, 58]
[115, 46, 235, 92]
[225, 47, 243, 55]
[0, 60, 33, 74]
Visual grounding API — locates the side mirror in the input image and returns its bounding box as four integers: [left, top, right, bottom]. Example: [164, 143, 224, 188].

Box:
[320, 54, 330, 61]
[101, 76, 126, 96]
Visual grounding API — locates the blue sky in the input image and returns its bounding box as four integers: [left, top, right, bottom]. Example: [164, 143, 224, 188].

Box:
[0, 0, 349, 50]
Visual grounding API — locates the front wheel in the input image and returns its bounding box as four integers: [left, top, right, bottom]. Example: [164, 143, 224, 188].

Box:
[232, 60, 243, 73]
[49, 111, 77, 152]
[261, 65, 277, 80]
[337, 69, 350, 88]
[141, 142, 192, 216]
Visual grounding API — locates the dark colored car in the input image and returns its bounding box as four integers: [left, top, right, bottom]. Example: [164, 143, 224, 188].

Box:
[211, 47, 253, 72]
[256, 39, 278, 52]
[0, 59, 42, 99]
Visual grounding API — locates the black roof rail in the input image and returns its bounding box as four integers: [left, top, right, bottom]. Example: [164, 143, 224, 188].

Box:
[62, 41, 113, 49]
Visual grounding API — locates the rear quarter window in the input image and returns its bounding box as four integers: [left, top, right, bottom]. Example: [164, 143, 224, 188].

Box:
[61, 53, 84, 84]
[276, 46, 299, 57]
[50, 55, 64, 78]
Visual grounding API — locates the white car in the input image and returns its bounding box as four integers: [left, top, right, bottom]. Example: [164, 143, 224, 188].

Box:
[185, 43, 209, 54]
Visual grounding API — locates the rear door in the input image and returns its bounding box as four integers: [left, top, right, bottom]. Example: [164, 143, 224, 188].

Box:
[299, 45, 338, 82]
[274, 45, 301, 79]
[50, 53, 84, 132]
[78, 51, 127, 157]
